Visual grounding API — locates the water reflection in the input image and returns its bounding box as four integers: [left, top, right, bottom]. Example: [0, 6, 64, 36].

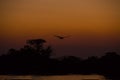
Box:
[0, 75, 107, 80]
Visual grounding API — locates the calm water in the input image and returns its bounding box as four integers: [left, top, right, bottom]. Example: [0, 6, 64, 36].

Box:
[0, 75, 107, 80]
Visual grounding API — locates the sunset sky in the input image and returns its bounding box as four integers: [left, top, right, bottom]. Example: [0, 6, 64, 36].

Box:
[0, 0, 120, 58]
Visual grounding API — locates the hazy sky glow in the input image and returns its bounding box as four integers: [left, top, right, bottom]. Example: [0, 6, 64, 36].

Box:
[0, 0, 120, 58]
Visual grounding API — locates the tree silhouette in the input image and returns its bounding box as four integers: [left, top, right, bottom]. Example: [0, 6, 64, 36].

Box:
[0, 39, 120, 80]
[99, 52, 120, 79]
[27, 39, 46, 52]
[0, 38, 54, 75]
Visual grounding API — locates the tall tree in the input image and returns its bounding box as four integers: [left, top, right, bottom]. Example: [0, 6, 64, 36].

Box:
[27, 39, 46, 52]
[26, 39, 52, 59]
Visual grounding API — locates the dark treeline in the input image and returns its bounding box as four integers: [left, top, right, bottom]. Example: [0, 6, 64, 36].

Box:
[0, 39, 120, 80]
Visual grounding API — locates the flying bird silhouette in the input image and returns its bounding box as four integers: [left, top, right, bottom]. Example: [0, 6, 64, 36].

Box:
[54, 35, 70, 39]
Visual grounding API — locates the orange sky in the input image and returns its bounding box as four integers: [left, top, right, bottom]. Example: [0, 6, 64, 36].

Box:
[0, 0, 120, 57]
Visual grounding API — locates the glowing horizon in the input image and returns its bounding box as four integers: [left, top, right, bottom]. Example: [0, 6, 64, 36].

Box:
[0, 0, 120, 57]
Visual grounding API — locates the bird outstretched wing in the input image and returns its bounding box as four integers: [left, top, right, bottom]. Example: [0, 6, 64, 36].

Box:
[54, 35, 70, 39]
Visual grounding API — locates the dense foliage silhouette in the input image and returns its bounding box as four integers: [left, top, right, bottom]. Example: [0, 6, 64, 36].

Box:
[0, 38, 120, 80]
